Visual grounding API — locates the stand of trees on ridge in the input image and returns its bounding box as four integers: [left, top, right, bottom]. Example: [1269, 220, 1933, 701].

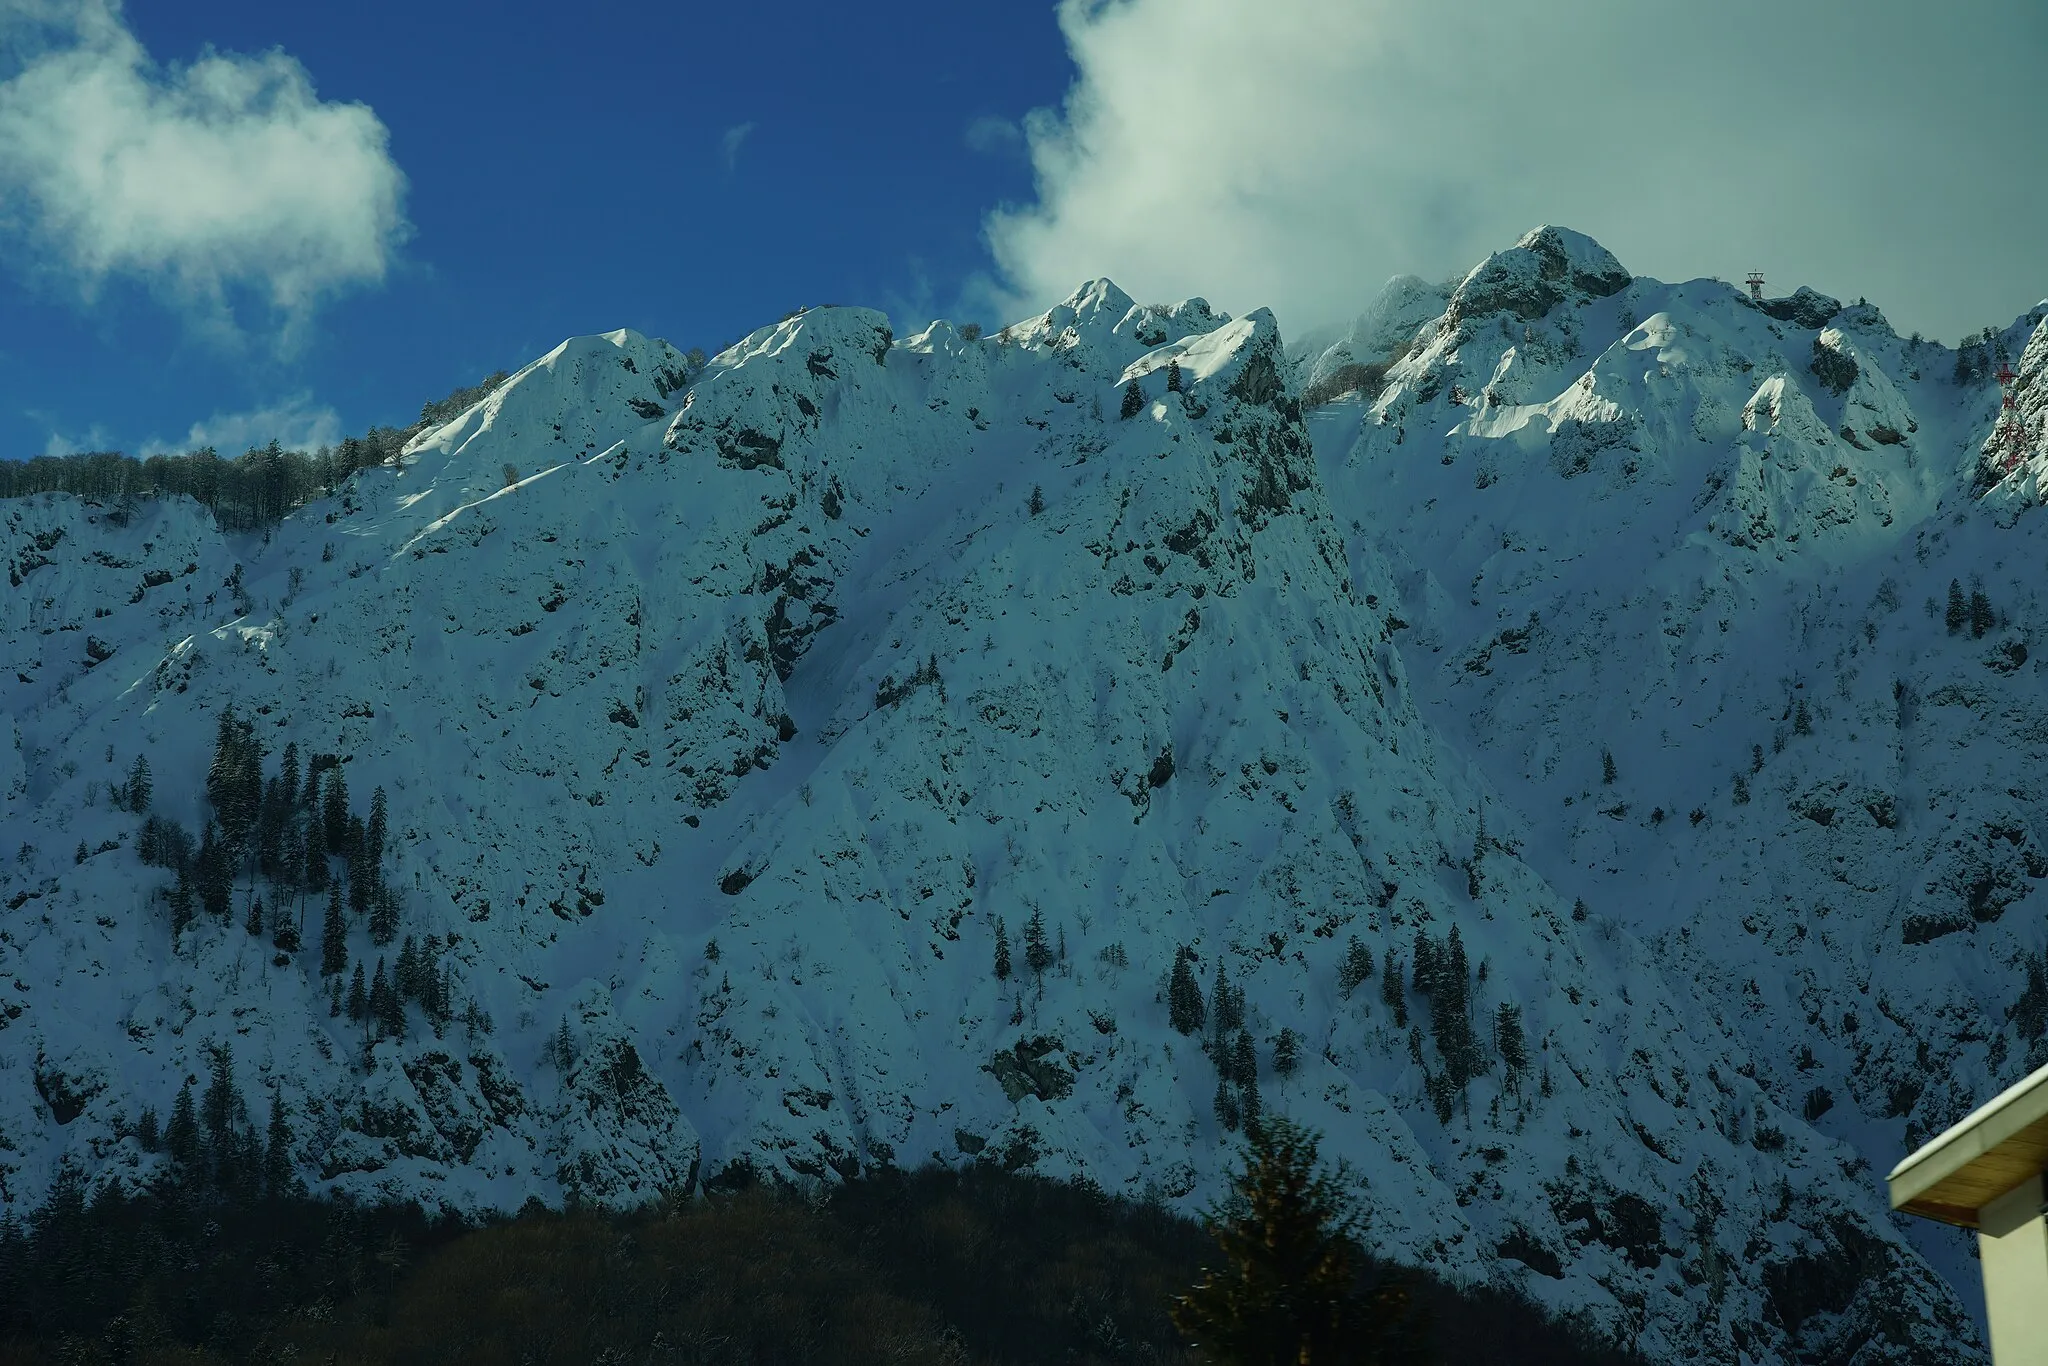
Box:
[0, 371, 511, 531]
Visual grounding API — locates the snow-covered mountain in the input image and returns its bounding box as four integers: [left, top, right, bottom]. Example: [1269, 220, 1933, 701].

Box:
[5, 227, 2038, 1361]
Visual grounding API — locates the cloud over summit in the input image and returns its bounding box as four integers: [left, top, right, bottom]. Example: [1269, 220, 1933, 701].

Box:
[987, 0, 2046, 344]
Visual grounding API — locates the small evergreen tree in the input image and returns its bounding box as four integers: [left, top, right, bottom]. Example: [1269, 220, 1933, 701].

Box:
[370, 959, 401, 1039]
[1231, 1029, 1258, 1090]
[396, 935, 421, 1002]
[1024, 906, 1053, 976]
[1120, 378, 1145, 419]
[1495, 1002, 1528, 1095]
[993, 917, 1012, 981]
[322, 765, 350, 855]
[1793, 697, 1812, 736]
[263, 1091, 294, 1197]
[1027, 484, 1045, 517]
[366, 786, 388, 866]
[1336, 937, 1374, 996]
[1601, 748, 1618, 784]
[278, 743, 300, 820]
[346, 962, 368, 1022]
[1171, 1119, 1418, 1364]
[166, 1079, 198, 1166]
[200, 1042, 238, 1171]
[195, 824, 233, 922]
[1272, 1027, 1302, 1077]
[1214, 1077, 1241, 1132]
[1971, 587, 1995, 638]
[124, 753, 152, 812]
[271, 899, 299, 956]
[1167, 358, 1183, 393]
[1169, 948, 1207, 1035]
[1946, 579, 1968, 635]
[1380, 953, 1407, 1028]
[168, 869, 195, 939]
[320, 886, 347, 977]
[136, 1105, 160, 1151]
[244, 894, 263, 938]
[303, 819, 328, 894]
[1214, 962, 1244, 1037]
[369, 883, 400, 946]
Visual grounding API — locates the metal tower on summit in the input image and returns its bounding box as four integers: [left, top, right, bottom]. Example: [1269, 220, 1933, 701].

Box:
[1745, 272, 1765, 302]
[1993, 362, 2028, 477]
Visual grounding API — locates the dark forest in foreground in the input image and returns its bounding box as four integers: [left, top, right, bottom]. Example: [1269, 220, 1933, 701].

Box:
[0, 1160, 1648, 1366]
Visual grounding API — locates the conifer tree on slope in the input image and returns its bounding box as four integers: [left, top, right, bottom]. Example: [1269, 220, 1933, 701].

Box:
[1172, 1119, 1421, 1364]
[320, 885, 348, 978]
[1169, 948, 1207, 1035]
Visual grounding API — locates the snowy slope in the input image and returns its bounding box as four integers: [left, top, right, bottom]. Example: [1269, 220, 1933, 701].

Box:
[1306, 223, 2048, 1351]
[0, 254, 2005, 1361]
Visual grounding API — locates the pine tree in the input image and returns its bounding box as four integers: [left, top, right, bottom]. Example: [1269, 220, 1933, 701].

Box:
[396, 935, 420, 1002]
[200, 1042, 238, 1174]
[1120, 378, 1145, 419]
[125, 753, 152, 813]
[1024, 906, 1053, 975]
[264, 1091, 293, 1197]
[1971, 587, 1995, 638]
[1213, 962, 1244, 1037]
[1793, 697, 1812, 736]
[369, 883, 400, 946]
[993, 917, 1012, 981]
[1336, 937, 1374, 996]
[278, 743, 301, 821]
[323, 765, 350, 855]
[303, 819, 328, 894]
[1214, 1077, 1241, 1132]
[244, 894, 263, 938]
[366, 786, 388, 867]
[1380, 953, 1407, 1028]
[369, 959, 399, 1038]
[1167, 358, 1183, 393]
[329, 978, 344, 1017]
[1231, 1029, 1258, 1090]
[195, 824, 233, 922]
[1169, 948, 1207, 1035]
[167, 1080, 198, 1166]
[348, 845, 373, 917]
[1272, 1027, 1302, 1077]
[1495, 1002, 1528, 1094]
[1601, 748, 1618, 785]
[136, 1105, 160, 1151]
[1171, 1119, 1416, 1363]
[271, 899, 299, 956]
[1411, 930, 1436, 995]
[168, 869, 195, 939]
[320, 886, 347, 977]
[1947, 579, 1968, 635]
[346, 962, 368, 1022]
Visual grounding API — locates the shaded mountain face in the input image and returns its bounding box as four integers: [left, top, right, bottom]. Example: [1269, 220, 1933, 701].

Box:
[4, 229, 2034, 1361]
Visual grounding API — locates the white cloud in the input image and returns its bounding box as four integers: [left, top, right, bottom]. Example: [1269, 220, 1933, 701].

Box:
[0, 0, 408, 331]
[721, 121, 755, 171]
[171, 392, 342, 456]
[987, 0, 2048, 344]
[964, 114, 1023, 158]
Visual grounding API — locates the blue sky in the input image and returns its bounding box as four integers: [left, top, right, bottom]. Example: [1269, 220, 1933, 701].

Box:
[2, 0, 2042, 461]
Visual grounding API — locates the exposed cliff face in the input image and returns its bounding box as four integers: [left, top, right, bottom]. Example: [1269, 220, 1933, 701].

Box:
[5, 237, 2038, 1361]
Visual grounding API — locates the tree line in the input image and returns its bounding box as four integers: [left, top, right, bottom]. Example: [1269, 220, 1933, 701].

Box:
[0, 372, 510, 531]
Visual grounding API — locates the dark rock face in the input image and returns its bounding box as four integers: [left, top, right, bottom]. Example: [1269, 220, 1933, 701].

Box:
[1757, 287, 1844, 330]
[1450, 226, 1633, 327]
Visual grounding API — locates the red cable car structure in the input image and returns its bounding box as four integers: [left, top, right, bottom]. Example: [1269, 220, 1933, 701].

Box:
[1990, 361, 2029, 481]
